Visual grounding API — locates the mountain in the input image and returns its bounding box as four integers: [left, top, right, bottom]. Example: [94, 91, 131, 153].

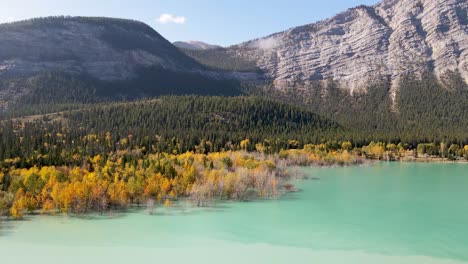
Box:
[175, 0, 467, 141]
[217, 0, 467, 96]
[0, 16, 200, 80]
[178, 48, 263, 73]
[0, 2, 467, 141]
[173, 41, 222, 50]
[0, 16, 241, 112]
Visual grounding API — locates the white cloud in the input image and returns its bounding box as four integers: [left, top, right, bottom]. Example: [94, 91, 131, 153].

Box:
[157, 13, 186, 24]
[249, 36, 280, 50]
[0, 16, 16, 24]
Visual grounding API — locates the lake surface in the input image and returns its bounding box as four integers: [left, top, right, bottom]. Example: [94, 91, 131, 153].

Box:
[1, 162, 468, 264]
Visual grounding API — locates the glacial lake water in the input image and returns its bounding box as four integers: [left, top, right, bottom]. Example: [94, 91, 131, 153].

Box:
[1, 162, 467, 264]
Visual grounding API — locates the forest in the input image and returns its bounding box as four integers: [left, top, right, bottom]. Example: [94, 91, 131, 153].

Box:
[0, 96, 342, 165]
[1, 70, 242, 118]
[261, 72, 468, 145]
[1, 94, 467, 166]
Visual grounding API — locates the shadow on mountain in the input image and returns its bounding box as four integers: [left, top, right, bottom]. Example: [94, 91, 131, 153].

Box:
[2, 67, 243, 117]
[97, 66, 243, 99]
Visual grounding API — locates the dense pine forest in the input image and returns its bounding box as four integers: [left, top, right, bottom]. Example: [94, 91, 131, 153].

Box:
[0, 70, 243, 118]
[1, 77, 468, 168]
[0, 96, 341, 166]
[261, 72, 468, 145]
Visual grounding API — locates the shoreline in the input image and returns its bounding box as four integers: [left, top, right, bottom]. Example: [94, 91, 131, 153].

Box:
[1, 149, 466, 220]
[0, 160, 466, 221]
[391, 157, 468, 164]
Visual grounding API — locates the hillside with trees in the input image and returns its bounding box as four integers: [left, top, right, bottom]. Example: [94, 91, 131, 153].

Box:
[262, 72, 468, 146]
[0, 96, 341, 166]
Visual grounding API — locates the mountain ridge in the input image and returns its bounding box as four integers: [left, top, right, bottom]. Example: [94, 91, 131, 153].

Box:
[0, 16, 202, 80]
[223, 0, 467, 97]
[0, 16, 245, 110]
[173, 41, 222, 50]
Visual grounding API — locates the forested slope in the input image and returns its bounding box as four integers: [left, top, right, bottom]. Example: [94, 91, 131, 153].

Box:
[0, 96, 341, 166]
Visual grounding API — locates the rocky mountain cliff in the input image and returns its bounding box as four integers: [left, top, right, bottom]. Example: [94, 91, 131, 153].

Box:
[173, 41, 222, 50]
[227, 0, 467, 96]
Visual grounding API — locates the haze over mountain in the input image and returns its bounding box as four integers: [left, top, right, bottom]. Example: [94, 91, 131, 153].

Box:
[173, 41, 222, 50]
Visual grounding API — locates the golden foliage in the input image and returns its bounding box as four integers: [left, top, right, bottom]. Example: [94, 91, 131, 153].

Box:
[1, 143, 366, 218]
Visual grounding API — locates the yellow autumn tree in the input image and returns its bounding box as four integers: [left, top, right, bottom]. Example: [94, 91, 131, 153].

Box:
[240, 139, 250, 151]
[10, 189, 26, 219]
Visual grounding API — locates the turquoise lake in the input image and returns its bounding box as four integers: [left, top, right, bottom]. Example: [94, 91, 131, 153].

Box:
[1, 162, 467, 264]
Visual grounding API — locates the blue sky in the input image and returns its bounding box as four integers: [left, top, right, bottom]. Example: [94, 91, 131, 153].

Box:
[0, 0, 380, 46]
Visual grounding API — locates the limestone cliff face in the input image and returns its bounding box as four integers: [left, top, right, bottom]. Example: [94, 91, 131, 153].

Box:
[0, 17, 201, 81]
[228, 0, 467, 94]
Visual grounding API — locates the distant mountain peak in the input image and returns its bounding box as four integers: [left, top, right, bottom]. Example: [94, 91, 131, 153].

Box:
[174, 41, 222, 50]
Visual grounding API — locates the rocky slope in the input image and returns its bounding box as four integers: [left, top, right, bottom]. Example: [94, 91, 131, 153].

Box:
[0, 17, 202, 80]
[227, 0, 467, 96]
[173, 41, 222, 50]
[0, 17, 244, 109]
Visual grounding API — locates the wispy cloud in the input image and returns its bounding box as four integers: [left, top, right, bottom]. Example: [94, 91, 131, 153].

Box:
[157, 13, 186, 24]
[0, 16, 16, 24]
